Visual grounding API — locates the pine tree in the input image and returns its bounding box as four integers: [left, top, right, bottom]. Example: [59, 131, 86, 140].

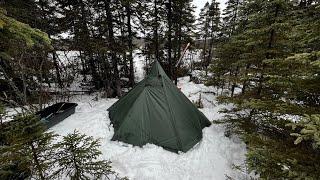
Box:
[196, 2, 210, 69]
[221, 0, 242, 38]
[0, 115, 58, 180]
[196, 1, 221, 72]
[55, 0, 104, 90]
[207, 0, 244, 94]
[137, 0, 166, 65]
[123, 0, 136, 87]
[55, 0, 129, 96]
[135, 0, 195, 82]
[206, 0, 221, 74]
[0, 7, 51, 59]
[54, 130, 116, 180]
[2, 0, 58, 90]
[0, 7, 51, 106]
[210, 0, 320, 178]
[171, 0, 196, 83]
[165, 0, 174, 78]
[36, 0, 64, 88]
[2, 0, 39, 27]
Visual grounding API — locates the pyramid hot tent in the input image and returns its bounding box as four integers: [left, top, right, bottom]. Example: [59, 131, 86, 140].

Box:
[108, 61, 211, 152]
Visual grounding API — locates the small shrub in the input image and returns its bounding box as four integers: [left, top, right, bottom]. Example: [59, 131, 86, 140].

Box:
[54, 130, 117, 180]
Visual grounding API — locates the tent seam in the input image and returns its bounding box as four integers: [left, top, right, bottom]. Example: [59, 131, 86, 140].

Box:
[112, 87, 146, 137]
[161, 75, 183, 151]
[114, 86, 160, 145]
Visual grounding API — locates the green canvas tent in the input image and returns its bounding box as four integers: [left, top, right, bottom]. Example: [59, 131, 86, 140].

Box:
[108, 61, 211, 152]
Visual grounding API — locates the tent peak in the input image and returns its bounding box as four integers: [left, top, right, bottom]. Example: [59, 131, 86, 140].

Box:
[149, 60, 168, 78]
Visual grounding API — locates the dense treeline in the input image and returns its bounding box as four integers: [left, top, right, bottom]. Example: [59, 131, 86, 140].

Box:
[207, 0, 320, 178]
[0, 0, 198, 107]
[0, 1, 203, 179]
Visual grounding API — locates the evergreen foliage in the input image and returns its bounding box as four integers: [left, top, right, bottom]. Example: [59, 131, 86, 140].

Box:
[0, 6, 52, 106]
[208, 0, 320, 178]
[221, 0, 242, 38]
[0, 115, 57, 180]
[1, 0, 198, 100]
[136, 0, 195, 81]
[54, 130, 117, 180]
[0, 8, 51, 60]
[0, 116, 123, 180]
[196, 1, 221, 71]
[288, 114, 320, 149]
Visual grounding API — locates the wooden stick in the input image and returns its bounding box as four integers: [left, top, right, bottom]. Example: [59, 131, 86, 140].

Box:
[175, 43, 190, 67]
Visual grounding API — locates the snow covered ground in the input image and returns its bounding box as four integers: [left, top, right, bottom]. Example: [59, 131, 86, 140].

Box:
[50, 76, 250, 180]
[2, 50, 251, 179]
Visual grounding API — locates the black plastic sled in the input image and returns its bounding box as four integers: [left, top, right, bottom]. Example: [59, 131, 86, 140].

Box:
[36, 102, 78, 129]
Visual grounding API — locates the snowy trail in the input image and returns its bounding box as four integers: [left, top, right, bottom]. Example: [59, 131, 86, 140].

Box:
[50, 76, 249, 180]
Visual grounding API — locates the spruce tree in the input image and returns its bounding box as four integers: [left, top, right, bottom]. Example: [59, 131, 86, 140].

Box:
[2, 0, 58, 91]
[196, 2, 211, 69]
[171, 0, 196, 83]
[206, 0, 221, 68]
[209, 0, 320, 178]
[0, 7, 51, 106]
[137, 0, 166, 65]
[54, 130, 116, 180]
[288, 114, 320, 149]
[212, 0, 243, 95]
[221, 0, 241, 38]
[0, 115, 58, 180]
[123, 0, 136, 87]
[196, 1, 221, 72]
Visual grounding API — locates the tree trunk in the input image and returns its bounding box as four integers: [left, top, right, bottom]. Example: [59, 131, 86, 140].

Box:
[153, 0, 160, 62]
[167, 0, 173, 79]
[257, 4, 279, 96]
[101, 53, 113, 97]
[231, 66, 239, 97]
[30, 143, 45, 180]
[88, 52, 101, 89]
[207, 18, 215, 74]
[126, 2, 135, 87]
[241, 63, 251, 94]
[203, 36, 207, 70]
[105, 0, 121, 97]
[52, 51, 63, 88]
[175, 8, 182, 85]
[80, 1, 98, 87]
[79, 51, 87, 82]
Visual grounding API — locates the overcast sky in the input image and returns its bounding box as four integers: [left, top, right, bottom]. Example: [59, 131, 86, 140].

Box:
[192, 0, 228, 17]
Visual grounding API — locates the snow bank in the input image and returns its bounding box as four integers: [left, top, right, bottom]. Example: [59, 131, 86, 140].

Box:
[50, 77, 249, 180]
